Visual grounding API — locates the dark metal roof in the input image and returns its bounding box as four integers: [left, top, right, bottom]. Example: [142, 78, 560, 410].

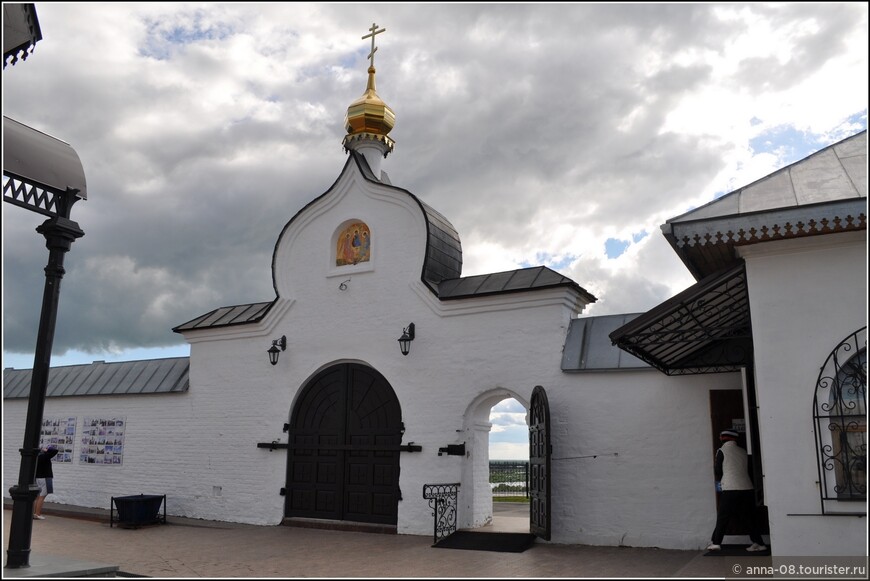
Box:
[419, 200, 463, 287]
[173, 301, 273, 333]
[3, 116, 88, 217]
[3, 357, 190, 399]
[562, 314, 650, 372]
[3, 3, 42, 68]
[347, 150, 463, 286]
[438, 266, 597, 302]
[609, 262, 752, 375]
[662, 131, 866, 280]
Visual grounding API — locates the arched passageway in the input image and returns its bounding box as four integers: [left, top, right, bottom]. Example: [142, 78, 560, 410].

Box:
[463, 390, 531, 532]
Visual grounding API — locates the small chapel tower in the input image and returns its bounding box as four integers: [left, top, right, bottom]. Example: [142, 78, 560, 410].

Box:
[342, 23, 395, 178]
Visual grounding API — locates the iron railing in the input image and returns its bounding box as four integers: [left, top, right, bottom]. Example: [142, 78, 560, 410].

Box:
[490, 460, 529, 498]
[423, 483, 460, 544]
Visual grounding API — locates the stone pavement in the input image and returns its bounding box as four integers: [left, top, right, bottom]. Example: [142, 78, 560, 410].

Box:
[3, 503, 762, 578]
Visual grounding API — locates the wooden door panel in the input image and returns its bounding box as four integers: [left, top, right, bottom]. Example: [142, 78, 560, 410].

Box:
[287, 364, 401, 525]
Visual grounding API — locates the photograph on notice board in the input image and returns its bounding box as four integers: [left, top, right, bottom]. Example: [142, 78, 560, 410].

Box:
[79, 417, 126, 465]
[39, 417, 76, 463]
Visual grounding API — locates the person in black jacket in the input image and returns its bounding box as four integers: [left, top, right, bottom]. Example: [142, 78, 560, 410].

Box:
[33, 446, 58, 520]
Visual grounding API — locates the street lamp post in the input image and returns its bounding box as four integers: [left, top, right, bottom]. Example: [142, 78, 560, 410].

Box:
[3, 115, 88, 569]
[5, 213, 84, 569]
[4, 6, 89, 569]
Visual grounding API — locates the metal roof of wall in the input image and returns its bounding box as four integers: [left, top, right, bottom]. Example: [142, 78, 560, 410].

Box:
[173, 301, 273, 333]
[438, 266, 597, 302]
[561, 314, 650, 372]
[3, 357, 190, 399]
[173, 265, 596, 332]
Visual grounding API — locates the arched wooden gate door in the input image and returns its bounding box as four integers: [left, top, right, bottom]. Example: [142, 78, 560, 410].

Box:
[529, 385, 551, 540]
[286, 363, 402, 525]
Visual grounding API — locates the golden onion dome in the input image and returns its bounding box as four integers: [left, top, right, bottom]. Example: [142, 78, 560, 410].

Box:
[344, 65, 395, 138]
[343, 24, 395, 155]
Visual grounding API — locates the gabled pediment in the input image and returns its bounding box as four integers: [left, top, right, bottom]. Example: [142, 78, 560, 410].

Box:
[663, 131, 867, 279]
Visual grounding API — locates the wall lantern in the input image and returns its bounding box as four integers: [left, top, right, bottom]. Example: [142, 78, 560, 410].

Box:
[398, 323, 415, 356]
[268, 335, 286, 366]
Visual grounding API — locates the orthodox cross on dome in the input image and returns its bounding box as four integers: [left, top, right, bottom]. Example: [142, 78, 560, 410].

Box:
[362, 23, 385, 68]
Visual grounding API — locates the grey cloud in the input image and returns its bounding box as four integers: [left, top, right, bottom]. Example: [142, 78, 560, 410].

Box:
[3, 3, 866, 361]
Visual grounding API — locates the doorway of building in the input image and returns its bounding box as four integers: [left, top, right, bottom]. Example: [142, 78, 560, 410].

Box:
[477, 386, 551, 540]
[476, 386, 550, 540]
[488, 396, 531, 533]
[709, 389, 769, 537]
[285, 363, 402, 525]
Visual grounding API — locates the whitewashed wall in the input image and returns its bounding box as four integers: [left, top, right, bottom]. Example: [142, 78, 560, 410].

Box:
[2, 363, 741, 550]
[4, 158, 745, 551]
[2, 391, 226, 516]
[544, 370, 741, 549]
[457, 370, 743, 549]
[740, 231, 867, 556]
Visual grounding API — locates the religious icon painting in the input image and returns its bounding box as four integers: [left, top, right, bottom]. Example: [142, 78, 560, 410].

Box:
[335, 221, 371, 266]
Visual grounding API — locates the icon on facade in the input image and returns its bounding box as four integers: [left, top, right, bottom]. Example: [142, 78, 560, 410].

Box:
[336, 221, 371, 266]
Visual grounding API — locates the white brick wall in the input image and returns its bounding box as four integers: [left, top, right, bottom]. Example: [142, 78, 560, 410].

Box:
[4, 159, 745, 550]
[740, 232, 867, 557]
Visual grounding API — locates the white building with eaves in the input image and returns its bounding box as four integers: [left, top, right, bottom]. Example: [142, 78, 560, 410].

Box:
[4, 36, 866, 557]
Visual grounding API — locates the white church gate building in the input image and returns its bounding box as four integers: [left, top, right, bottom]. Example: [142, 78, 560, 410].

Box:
[4, 30, 866, 558]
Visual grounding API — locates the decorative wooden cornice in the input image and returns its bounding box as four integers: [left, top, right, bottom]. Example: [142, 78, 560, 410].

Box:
[3, 3, 42, 69]
[671, 206, 866, 250]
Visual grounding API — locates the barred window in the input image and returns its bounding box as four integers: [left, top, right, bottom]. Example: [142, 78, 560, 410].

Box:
[813, 327, 866, 512]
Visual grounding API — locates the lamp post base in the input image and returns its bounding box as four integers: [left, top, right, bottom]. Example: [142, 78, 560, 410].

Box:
[5, 483, 40, 568]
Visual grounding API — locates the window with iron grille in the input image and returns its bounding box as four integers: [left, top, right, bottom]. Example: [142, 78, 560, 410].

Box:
[813, 327, 866, 513]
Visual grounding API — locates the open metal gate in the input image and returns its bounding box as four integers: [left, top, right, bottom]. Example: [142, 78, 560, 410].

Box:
[529, 385, 551, 540]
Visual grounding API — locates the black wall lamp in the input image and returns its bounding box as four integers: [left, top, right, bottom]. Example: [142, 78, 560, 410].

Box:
[398, 323, 415, 356]
[268, 335, 286, 366]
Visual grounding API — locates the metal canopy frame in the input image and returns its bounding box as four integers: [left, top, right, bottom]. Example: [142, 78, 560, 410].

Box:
[609, 262, 752, 375]
[3, 116, 88, 218]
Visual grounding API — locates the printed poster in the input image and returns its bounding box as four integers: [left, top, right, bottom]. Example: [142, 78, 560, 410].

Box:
[80, 417, 126, 465]
[39, 417, 76, 463]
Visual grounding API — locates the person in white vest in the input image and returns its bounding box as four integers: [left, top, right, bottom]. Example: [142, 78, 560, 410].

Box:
[706, 430, 767, 552]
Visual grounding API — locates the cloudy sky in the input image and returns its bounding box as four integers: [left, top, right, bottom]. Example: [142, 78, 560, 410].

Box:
[3, 2, 867, 425]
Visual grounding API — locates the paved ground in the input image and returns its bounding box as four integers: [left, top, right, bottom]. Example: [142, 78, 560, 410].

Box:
[3, 502, 761, 578]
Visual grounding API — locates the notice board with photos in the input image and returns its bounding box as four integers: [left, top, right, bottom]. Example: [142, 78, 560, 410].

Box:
[79, 417, 127, 465]
[39, 416, 77, 463]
